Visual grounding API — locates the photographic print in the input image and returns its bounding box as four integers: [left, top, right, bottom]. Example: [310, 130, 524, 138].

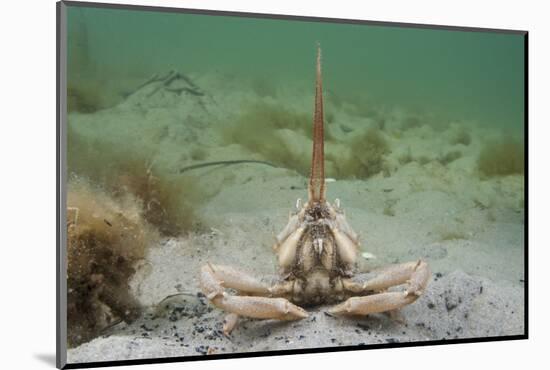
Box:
[57, 1, 527, 367]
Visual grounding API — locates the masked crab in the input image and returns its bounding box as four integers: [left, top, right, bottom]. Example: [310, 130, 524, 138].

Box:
[200, 45, 431, 335]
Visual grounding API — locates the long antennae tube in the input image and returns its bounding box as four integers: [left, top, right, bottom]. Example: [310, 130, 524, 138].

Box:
[308, 43, 326, 202]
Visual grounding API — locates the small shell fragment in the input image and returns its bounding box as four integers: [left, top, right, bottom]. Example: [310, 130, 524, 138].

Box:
[362, 252, 377, 260]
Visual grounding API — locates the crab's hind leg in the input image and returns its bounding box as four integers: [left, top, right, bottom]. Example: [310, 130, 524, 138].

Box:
[329, 260, 430, 316]
[200, 264, 308, 334]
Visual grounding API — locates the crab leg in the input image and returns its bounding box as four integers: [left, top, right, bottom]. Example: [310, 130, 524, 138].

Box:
[223, 313, 239, 336]
[329, 260, 430, 316]
[362, 260, 430, 294]
[202, 263, 271, 295]
[329, 292, 418, 316]
[200, 264, 308, 333]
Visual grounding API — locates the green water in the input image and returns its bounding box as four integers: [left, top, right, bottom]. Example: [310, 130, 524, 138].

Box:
[67, 4, 525, 133]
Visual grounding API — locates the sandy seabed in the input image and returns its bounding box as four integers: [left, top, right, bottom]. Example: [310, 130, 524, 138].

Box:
[66, 71, 524, 363]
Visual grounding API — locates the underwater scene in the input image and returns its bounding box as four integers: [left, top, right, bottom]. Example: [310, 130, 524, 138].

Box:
[64, 4, 525, 363]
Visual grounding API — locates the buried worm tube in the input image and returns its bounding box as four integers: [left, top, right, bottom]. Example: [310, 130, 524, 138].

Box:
[178, 160, 279, 174]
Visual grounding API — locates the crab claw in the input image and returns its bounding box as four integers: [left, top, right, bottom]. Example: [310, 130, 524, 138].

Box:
[328, 292, 417, 316]
[282, 301, 310, 320]
[219, 295, 309, 320]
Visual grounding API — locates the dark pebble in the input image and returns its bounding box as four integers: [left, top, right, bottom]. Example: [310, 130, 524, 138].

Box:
[445, 299, 458, 311]
[195, 345, 209, 355]
[140, 324, 153, 332]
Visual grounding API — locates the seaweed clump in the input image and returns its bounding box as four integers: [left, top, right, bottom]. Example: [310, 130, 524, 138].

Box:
[67, 83, 103, 113]
[223, 102, 314, 176]
[331, 127, 390, 178]
[68, 124, 204, 236]
[114, 164, 202, 236]
[451, 127, 471, 146]
[437, 150, 462, 166]
[67, 80, 126, 113]
[401, 115, 422, 130]
[225, 102, 389, 180]
[398, 147, 414, 165]
[251, 77, 277, 98]
[477, 138, 525, 177]
[67, 179, 157, 347]
[66, 12, 127, 113]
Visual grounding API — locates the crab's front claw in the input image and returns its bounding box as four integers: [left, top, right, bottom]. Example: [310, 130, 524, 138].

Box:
[361, 260, 430, 294]
[218, 295, 308, 320]
[330, 260, 431, 316]
[328, 291, 417, 316]
[200, 263, 308, 332]
[201, 263, 271, 296]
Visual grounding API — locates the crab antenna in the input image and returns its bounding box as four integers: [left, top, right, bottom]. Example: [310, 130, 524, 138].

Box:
[308, 43, 326, 203]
